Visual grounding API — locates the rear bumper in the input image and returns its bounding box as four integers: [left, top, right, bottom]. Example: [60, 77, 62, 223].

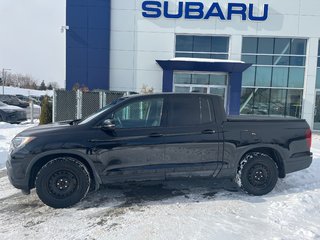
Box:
[285, 153, 313, 174]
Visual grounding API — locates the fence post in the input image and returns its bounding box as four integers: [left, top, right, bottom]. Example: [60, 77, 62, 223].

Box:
[99, 91, 103, 109]
[99, 91, 107, 108]
[102, 91, 107, 107]
[76, 89, 82, 119]
[52, 90, 57, 123]
[29, 100, 34, 124]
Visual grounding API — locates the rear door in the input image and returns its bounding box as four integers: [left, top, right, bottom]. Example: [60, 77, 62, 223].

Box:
[163, 95, 223, 178]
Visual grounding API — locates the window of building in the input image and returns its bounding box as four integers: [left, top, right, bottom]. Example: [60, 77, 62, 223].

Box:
[314, 41, 320, 130]
[175, 35, 230, 59]
[173, 72, 228, 107]
[241, 37, 306, 118]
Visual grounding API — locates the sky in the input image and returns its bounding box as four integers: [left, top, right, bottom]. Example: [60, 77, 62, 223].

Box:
[0, 0, 66, 88]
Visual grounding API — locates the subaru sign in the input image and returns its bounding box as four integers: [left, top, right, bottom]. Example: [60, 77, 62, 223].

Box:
[142, 1, 269, 21]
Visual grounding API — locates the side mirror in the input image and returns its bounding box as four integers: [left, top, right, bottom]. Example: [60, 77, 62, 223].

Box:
[101, 119, 116, 131]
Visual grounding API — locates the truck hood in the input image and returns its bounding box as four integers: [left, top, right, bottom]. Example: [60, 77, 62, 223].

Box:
[18, 121, 76, 137]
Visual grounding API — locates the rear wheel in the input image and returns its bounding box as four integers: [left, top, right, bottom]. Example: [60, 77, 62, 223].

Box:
[35, 157, 91, 208]
[236, 152, 278, 196]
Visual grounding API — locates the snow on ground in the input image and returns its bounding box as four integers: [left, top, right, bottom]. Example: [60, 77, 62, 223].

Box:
[3, 86, 53, 97]
[0, 124, 320, 240]
[0, 121, 38, 168]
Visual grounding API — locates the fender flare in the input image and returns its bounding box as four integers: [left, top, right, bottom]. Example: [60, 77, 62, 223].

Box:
[26, 150, 102, 189]
[234, 143, 287, 178]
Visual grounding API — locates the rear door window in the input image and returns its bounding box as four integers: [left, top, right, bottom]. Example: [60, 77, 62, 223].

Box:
[168, 96, 214, 127]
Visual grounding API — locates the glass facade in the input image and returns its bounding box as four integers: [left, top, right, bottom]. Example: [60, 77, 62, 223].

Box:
[174, 35, 230, 106]
[241, 37, 306, 118]
[175, 35, 229, 59]
[173, 72, 228, 103]
[314, 42, 320, 130]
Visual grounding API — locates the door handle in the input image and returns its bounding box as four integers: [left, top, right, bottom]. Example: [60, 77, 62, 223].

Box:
[149, 133, 163, 138]
[202, 129, 216, 134]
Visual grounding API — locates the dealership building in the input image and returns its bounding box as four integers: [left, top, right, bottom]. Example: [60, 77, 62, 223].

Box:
[66, 0, 320, 129]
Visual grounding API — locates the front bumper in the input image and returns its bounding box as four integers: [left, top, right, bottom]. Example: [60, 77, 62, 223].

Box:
[6, 153, 30, 191]
[285, 152, 313, 174]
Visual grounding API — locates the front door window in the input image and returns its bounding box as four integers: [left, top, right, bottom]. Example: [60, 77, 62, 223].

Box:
[113, 98, 164, 129]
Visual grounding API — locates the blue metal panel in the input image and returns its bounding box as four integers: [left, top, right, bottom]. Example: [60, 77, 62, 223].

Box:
[227, 72, 243, 115]
[156, 60, 251, 72]
[88, 49, 109, 68]
[66, 67, 88, 90]
[88, 6, 111, 29]
[66, 28, 88, 49]
[88, 0, 109, 6]
[67, 0, 88, 6]
[67, 48, 87, 68]
[67, 0, 110, 7]
[88, 68, 109, 90]
[66, 0, 111, 90]
[88, 29, 109, 48]
[67, 6, 88, 28]
[162, 70, 174, 92]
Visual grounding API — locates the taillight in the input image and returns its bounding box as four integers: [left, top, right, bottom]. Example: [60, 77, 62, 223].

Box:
[306, 128, 312, 149]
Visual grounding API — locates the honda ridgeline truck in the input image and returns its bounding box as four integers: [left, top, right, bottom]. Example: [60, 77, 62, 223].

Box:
[7, 93, 313, 208]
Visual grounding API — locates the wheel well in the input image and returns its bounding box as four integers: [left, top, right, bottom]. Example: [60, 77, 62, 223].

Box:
[240, 148, 285, 178]
[28, 154, 96, 189]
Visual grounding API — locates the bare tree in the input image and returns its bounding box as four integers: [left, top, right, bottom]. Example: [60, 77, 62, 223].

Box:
[141, 84, 154, 94]
[47, 81, 60, 89]
[5, 72, 39, 89]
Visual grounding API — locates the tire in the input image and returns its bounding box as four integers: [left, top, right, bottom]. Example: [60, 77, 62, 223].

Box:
[236, 152, 278, 196]
[35, 157, 91, 208]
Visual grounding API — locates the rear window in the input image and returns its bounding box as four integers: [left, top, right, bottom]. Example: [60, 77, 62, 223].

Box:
[168, 96, 214, 127]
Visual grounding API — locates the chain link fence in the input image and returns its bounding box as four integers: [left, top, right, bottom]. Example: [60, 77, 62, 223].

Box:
[53, 90, 125, 122]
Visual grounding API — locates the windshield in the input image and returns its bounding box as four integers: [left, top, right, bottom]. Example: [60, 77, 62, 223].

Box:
[0, 101, 6, 106]
[78, 98, 126, 125]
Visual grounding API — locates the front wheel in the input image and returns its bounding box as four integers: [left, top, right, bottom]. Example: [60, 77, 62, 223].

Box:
[35, 157, 91, 208]
[236, 152, 278, 196]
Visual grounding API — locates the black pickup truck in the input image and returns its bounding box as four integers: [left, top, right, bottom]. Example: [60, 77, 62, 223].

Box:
[6, 93, 313, 208]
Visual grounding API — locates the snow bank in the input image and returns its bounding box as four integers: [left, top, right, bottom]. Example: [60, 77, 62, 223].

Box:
[2, 86, 53, 97]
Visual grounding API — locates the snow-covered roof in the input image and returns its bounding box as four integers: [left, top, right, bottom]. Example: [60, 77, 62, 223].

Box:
[170, 57, 245, 64]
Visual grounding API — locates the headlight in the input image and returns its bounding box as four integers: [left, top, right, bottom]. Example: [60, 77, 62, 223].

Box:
[10, 137, 35, 150]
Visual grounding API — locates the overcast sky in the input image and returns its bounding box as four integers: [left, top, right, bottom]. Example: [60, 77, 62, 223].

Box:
[0, 0, 66, 88]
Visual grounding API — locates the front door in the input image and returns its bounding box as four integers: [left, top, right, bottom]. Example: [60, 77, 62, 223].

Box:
[163, 95, 222, 179]
[93, 96, 167, 183]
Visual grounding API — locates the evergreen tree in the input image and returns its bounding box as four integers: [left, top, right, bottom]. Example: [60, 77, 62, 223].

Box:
[39, 80, 47, 90]
[39, 96, 52, 125]
[47, 84, 53, 90]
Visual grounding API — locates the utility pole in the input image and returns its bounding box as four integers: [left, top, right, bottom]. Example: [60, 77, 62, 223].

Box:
[2, 68, 11, 95]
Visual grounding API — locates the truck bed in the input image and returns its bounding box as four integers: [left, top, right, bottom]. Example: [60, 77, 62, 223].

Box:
[227, 115, 305, 122]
